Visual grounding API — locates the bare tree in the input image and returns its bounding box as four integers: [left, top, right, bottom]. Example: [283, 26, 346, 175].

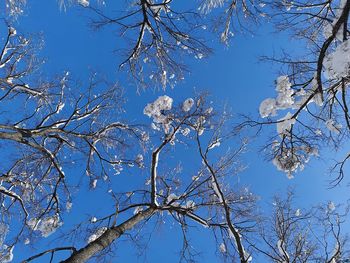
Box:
[0, 21, 258, 262]
[199, 0, 264, 43]
[249, 0, 350, 183]
[0, 24, 146, 261]
[2, 1, 350, 262]
[85, 0, 212, 89]
[16, 91, 257, 262]
[250, 192, 350, 262]
[84, 0, 264, 87]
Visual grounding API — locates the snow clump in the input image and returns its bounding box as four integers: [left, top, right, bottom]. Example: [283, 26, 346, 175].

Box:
[144, 95, 173, 133]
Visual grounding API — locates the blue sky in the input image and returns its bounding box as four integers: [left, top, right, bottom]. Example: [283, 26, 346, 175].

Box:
[4, 1, 350, 262]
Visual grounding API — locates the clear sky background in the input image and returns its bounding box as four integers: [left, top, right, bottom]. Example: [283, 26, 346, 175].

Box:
[3, 1, 350, 262]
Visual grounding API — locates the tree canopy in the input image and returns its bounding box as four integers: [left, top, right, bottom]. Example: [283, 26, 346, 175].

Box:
[0, 0, 350, 262]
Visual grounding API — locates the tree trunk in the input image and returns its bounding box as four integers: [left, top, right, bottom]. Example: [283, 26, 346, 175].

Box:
[61, 207, 156, 263]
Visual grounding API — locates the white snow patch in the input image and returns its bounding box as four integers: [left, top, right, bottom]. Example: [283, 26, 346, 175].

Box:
[182, 98, 194, 112]
[219, 243, 226, 253]
[78, 0, 89, 7]
[277, 112, 296, 136]
[324, 40, 350, 79]
[259, 98, 277, 118]
[88, 227, 107, 243]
